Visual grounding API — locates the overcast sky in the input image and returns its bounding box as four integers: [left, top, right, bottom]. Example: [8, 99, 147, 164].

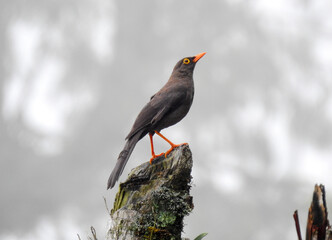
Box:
[1, 1, 332, 240]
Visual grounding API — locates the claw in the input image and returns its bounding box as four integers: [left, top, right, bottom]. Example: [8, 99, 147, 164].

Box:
[164, 143, 188, 158]
[149, 131, 188, 163]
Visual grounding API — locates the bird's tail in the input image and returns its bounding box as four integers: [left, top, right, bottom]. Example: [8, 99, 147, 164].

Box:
[107, 132, 142, 189]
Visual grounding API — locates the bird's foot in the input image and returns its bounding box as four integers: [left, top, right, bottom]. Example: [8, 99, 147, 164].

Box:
[165, 143, 188, 158]
[149, 152, 165, 164]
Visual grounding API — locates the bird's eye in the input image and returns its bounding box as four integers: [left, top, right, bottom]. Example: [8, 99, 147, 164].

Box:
[183, 58, 190, 64]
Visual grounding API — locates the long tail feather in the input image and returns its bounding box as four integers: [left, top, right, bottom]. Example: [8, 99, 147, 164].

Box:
[107, 132, 142, 189]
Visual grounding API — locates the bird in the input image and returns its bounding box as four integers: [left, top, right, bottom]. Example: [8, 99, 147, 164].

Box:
[107, 52, 206, 189]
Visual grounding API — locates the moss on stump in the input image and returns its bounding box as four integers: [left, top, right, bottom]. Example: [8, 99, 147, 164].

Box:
[107, 144, 193, 240]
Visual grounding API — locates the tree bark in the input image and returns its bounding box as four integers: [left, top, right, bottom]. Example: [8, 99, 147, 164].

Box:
[107, 144, 193, 240]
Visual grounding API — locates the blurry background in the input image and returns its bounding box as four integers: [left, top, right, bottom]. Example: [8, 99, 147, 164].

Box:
[1, 0, 332, 239]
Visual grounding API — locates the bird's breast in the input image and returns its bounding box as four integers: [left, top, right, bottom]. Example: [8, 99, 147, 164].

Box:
[153, 88, 194, 131]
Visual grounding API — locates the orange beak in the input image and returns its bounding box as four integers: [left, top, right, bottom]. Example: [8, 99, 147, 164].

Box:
[193, 52, 206, 63]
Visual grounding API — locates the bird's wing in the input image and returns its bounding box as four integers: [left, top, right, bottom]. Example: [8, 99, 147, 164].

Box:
[125, 86, 187, 140]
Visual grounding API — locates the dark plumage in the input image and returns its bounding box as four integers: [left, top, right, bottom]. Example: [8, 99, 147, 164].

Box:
[107, 52, 206, 189]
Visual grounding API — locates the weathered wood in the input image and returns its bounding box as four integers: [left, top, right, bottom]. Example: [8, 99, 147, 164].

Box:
[293, 184, 332, 240]
[107, 144, 193, 240]
[306, 184, 331, 240]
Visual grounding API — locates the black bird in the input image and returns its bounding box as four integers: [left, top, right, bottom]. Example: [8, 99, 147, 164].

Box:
[107, 52, 206, 189]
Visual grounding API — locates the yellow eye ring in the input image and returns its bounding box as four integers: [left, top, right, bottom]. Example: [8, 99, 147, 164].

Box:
[183, 58, 190, 64]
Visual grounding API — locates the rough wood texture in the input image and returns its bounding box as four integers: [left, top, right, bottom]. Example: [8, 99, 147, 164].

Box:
[107, 144, 193, 240]
[294, 184, 332, 240]
[306, 184, 331, 240]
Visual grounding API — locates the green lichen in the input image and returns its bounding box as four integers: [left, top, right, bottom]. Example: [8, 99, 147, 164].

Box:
[112, 188, 131, 214]
[158, 212, 176, 227]
[128, 187, 193, 239]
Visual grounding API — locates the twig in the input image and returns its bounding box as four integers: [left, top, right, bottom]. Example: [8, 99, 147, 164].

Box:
[293, 210, 302, 240]
[91, 226, 98, 240]
[103, 196, 110, 215]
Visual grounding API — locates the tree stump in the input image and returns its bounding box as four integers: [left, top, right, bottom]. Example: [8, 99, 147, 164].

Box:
[107, 144, 194, 240]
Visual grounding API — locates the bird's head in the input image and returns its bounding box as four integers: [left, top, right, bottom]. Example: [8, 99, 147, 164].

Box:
[172, 52, 206, 76]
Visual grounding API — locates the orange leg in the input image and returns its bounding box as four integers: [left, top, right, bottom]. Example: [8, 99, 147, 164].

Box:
[149, 133, 164, 164]
[154, 131, 188, 158]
